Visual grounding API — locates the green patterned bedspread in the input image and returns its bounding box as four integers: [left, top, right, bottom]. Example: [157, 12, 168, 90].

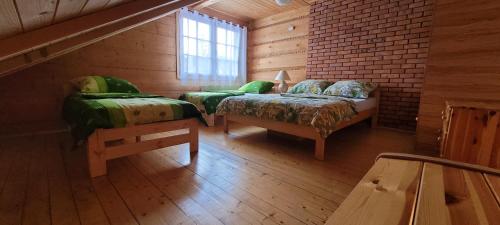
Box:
[63, 93, 202, 140]
[179, 90, 245, 115]
[216, 94, 357, 138]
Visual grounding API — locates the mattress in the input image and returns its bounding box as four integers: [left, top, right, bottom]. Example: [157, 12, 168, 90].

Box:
[216, 93, 358, 138]
[252, 94, 377, 112]
[351, 97, 377, 112]
[63, 93, 202, 140]
[179, 90, 246, 126]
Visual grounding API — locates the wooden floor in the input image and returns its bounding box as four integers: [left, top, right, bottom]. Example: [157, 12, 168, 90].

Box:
[0, 123, 422, 225]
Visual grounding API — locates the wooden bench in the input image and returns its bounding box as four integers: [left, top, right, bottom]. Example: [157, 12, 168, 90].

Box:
[325, 153, 500, 225]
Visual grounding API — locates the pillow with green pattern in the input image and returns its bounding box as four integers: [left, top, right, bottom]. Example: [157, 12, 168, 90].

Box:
[73, 76, 140, 93]
[238, 81, 274, 93]
[323, 80, 377, 99]
[287, 80, 331, 94]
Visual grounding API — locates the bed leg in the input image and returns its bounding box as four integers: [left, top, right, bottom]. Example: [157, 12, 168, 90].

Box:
[87, 132, 107, 178]
[371, 89, 380, 128]
[189, 122, 199, 155]
[314, 137, 326, 160]
[223, 115, 229, 134]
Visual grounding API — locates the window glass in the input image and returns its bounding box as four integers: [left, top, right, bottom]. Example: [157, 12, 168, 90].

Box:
[217, 28, 226, 44]
[198, 40, 210, 57]
[198, 22, 210, 41]
[217, 44, 226, 59]
[187, 19, 197, 37]
[227, 31, 235, 46]
[179, 9, 246, 82]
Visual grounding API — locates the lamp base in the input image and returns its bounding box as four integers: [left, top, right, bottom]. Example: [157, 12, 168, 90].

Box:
[278, 81, 288, 93]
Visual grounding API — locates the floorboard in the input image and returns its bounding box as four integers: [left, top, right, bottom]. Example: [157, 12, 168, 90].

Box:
[63, 133, 111, 225]
[0, 138, 32, 225]
[0, 123, 422, 225]
[22, 136, 50, 225]
[45, 136, 81, 225]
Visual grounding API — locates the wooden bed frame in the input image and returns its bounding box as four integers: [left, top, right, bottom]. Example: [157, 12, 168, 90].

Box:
[222, 89, 380, 160]
[63, 82, 199, 177]
[87, 118, 199, 177]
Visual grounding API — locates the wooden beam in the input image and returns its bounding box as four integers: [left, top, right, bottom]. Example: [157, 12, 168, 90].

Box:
[0, 0, 200, 77]
[0, 0, 197, 62]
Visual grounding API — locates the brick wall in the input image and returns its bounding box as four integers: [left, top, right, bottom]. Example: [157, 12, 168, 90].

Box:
[307, 0, 433, 130]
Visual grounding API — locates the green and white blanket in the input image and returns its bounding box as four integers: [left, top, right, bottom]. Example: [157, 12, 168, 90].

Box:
[179, 90, 245, 115]
[63, 93, 202, 140]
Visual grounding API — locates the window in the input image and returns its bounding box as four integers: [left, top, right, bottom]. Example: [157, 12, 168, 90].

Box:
[178, 8, 247, 88]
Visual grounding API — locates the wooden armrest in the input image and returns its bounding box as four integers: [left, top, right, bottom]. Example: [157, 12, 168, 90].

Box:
[376, 153, 500, 176]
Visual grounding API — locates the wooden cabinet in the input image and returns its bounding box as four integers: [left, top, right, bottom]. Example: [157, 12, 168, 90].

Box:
[440, 101, 500, 169]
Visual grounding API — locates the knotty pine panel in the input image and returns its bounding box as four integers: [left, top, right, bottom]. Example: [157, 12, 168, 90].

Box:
[249, 52, 307, 72]
[250, 68, 306, 84]
[207, 0, 310, 22]
[249, 17, 309, 45]
[247, 6, 309, 84]
[249, 38, 308, 59]
[53, 0, 88, 23]
[0, 0, 23, 39]
[416, 0, 500, 151]
[250, 7, 310, 30]
[16, 0, 57, 31]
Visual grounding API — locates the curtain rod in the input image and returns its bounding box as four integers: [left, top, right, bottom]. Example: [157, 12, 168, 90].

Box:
[183, 8, 246, 29]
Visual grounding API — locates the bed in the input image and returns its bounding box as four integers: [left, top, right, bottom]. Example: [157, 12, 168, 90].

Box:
[179, 90, 245, 126]
[179, 81, 275, 126]
[63, 89, 202, 177]
[216, 89, 380, 160]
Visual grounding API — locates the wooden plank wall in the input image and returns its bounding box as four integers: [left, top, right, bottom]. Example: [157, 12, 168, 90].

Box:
[0, 15, 199, 126]
[416, 0, 500, 151]
[247, 7, 309, 84]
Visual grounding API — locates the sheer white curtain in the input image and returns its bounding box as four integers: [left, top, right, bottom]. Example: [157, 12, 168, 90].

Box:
[178, 8, 247, 89]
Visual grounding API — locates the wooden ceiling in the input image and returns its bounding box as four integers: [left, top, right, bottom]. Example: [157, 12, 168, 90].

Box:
[0, 0, 133, 40]
[193, 0, 315, 23]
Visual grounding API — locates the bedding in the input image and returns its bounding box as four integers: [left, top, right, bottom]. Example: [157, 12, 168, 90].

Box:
[216, 94, 357, 138]
[238, 80, 274, 93]
[63, 92, 202, 140]
[179, 90, 245, 115]
[283, 93, 377, 111]
[287, 80, 331, 94]
[72, 76, 141, 93]
[323, 80, 377, 99]
[351, 97, 377, 111]
[180, 90, 246, 126]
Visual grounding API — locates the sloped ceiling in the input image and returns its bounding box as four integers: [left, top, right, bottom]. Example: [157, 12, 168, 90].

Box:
[0, 0, 199, 77]
[0, 0, 134, 40]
